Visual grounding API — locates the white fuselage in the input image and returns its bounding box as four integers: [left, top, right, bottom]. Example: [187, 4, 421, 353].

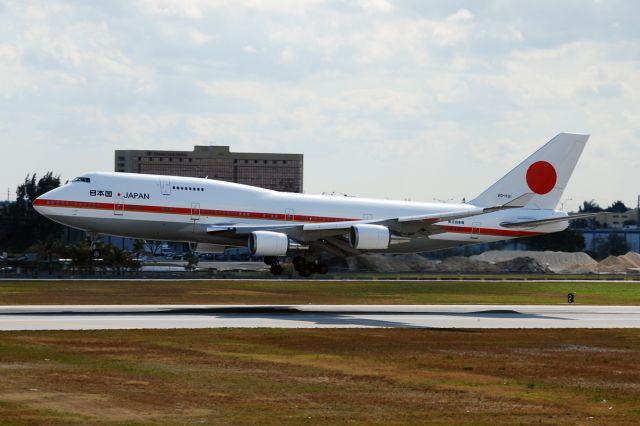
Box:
[34, 172, 568, 253]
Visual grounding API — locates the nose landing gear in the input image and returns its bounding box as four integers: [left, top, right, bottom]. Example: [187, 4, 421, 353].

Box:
[87, 232, 102, 259]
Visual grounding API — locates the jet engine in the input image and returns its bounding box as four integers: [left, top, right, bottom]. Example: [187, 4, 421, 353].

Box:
[189, 243, 226, 253]
[249, 231, 290, 256]
[349, 224, 390, 250]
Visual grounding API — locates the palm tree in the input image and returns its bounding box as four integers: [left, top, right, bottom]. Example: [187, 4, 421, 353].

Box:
[133, 239, 145, 263]
[30, 237, 64, 274]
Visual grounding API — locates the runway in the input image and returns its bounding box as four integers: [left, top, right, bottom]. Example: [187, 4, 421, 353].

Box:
[1, 305, 640, 330]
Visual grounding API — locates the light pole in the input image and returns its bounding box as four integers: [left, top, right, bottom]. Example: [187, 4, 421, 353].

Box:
[560, 197, 573, 211]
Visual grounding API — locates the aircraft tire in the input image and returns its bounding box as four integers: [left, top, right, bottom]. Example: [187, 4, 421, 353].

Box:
[317, 263, 329, 274]
[91, 249, 101, 259]
[270, 264, 283, 275]
[264, 256, 278, 266]
[299, 266, 313, 277]
[293, 256, 306, 270]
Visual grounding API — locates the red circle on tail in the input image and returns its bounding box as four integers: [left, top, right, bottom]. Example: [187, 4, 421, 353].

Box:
[526, 161, 557, 195]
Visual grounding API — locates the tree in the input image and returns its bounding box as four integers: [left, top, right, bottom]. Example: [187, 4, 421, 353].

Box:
[605, 200, 629, 213]
[29, 237, 65, 274]
[593, 234, 630, 260]
[524, 229, 585, 252]
[0, 172, 63, 251]
[102, 244, 130, 275]
[579, 200, 603, 213]
[133, 240, 146, 261]
[185, 252, 199, 270]
[67, 240, 91, 274]
[144, 240, 163, 256]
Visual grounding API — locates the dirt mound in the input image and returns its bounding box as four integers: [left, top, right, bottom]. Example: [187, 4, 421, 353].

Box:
[494, 257, 550, 273]
[597, 254, 639, 273]
[472, 250, 596, 272]
[560, 263, 599, 274]
[620, 252, 640, 268]
[347, 254, 437, 273]
[434, 257, 499, 273]
[347, 251, 640, 274]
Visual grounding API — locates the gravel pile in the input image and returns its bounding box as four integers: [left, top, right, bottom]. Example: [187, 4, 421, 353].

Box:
[597, 252, 640, 273]
[471, 250, 597, 273]
[494, 257, 550, 273]
[435, 257, 499, 273]
[347, 250, 640, 274]
[347, 253, 437, 273]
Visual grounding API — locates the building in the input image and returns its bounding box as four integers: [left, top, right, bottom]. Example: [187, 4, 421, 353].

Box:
[577, 229, 640, 253]
[593, 210, 637, 229]
[115, 145, 303, 193]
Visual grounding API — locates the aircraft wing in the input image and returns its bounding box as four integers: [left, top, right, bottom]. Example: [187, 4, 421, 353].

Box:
[499, 212, 597, 228]
[207, 193, 535, 240]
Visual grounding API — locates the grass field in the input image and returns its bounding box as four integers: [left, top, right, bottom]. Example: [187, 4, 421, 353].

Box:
[2, 279, 640, 424]
[1, 279, 640, 305]
[0, 329, 639, 425]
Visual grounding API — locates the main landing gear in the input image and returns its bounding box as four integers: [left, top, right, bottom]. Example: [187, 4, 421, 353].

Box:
[264, 256, 284, 276]
[263, 256, 329, 277]
[292, 256, 328, 278]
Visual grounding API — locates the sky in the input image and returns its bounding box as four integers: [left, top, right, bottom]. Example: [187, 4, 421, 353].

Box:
[1, 0, 639, 212]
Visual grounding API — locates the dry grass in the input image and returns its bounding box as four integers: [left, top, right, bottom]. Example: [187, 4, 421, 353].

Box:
[0, 329, 639, 424]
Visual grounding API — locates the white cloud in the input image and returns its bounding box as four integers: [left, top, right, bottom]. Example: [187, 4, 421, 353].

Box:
[243, 44, 257, 53]
[280, 46, 295, 63]
[430, 8, 474, 46]
[135, 0, 206, 19]
[357, 0, 394, 15]
[1, 0, 639, 208]
[188, 29, 213, 46]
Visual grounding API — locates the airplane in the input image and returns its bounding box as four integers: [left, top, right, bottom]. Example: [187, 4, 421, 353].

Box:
[33, 133, 594, 276]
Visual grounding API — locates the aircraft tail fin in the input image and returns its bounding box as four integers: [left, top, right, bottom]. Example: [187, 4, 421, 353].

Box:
[470, 133, 589, 210]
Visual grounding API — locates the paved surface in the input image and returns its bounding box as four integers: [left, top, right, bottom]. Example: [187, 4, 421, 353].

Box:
[1, 305, 640, 330]
[1, 277, 638, 282]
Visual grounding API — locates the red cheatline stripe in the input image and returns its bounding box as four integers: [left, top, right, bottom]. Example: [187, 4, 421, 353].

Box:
[34, 198, 354, 224]
[439, 224, 543, 237]
[34, 198, 543, 237]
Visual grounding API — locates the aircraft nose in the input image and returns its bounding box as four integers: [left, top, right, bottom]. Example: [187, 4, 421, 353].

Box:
[33, 195, 46, 214]
[33, 190, 53, 215]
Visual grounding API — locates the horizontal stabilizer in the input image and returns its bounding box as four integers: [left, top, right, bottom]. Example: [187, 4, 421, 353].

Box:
[483, 193, 534, 212]
[500, 213, 597, 228]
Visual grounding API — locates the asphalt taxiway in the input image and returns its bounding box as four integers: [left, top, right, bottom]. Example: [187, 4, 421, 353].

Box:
[1, 304, 640, 330]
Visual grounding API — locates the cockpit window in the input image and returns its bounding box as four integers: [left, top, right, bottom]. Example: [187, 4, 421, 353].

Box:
[72, 177, 91, 183]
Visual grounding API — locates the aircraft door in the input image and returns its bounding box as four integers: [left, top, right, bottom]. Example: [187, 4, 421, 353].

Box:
[161, 179, 172, 195]
[191, 202, 201, 221]
[285, 208, 294, 222]
[471, 222, 481, 239]
[114, 198, 124, 216]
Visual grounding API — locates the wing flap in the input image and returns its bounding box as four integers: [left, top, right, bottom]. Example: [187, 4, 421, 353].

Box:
[500, 212, 596, 228]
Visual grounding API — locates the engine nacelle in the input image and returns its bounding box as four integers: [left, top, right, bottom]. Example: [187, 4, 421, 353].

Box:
[349, 224, 390, 250]
[189, 243, 227, 253]
[249, 231, 290, 256]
